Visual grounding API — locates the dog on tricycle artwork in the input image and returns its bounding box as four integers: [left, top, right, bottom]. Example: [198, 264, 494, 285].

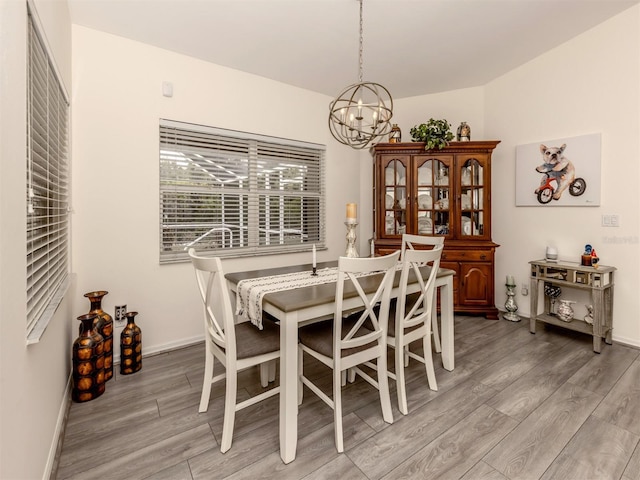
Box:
[534, 143, 586, 204]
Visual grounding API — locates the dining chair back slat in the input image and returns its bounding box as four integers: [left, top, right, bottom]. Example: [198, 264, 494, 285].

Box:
[401, 232, 445, 254]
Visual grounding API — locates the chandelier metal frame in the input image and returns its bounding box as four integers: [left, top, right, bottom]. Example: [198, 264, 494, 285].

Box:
[328, 0, 393, 149]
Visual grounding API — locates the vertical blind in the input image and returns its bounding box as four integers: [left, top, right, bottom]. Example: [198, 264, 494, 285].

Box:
[159, 120, 325, 263]
[26, 12, 70, 336]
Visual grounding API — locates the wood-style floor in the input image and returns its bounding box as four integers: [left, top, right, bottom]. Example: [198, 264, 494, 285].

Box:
[54, 315, 640, 480]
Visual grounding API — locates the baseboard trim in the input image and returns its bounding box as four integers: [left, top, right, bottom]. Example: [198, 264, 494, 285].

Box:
[46, 373, 72, 480]
[611, 335, 640, 349]
[138, 334, 205, 359]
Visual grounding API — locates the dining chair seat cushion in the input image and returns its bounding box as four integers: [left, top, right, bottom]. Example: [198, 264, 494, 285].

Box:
[234, 320, 280, 359]
[386, 293, 424, 338]
[386, 308, 421, 338]
[298, 319, 375, 358]
[360, 296, 422, 338]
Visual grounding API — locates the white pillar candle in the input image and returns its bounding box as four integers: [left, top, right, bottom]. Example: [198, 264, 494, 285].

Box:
[312, 244, 317, 268]
[346, 203, 357, 220]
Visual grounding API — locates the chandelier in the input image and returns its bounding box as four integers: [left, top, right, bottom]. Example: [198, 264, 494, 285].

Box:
[328, 0, 393, 149]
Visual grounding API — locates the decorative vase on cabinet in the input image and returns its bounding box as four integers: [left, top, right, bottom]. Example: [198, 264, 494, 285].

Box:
[372, 140, 501, 318]
[72, 313, 106, 402]
[120, 311, 142, 375]
[84, 290, 114, 381]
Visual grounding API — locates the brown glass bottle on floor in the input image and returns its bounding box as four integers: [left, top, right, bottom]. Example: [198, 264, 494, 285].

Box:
[72, 313, 106, 402]
[84, 290, 114, 381]
[120, 311, 142, 374]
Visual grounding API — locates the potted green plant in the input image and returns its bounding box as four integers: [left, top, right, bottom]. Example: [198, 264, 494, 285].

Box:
[409, 118, 454, 150]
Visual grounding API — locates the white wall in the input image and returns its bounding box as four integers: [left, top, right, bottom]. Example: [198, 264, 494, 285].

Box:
[71, 26, 361, 357]
[0, 1, 73, 479]
[485, 5, 640, 346]
[393, 86, 486, 143]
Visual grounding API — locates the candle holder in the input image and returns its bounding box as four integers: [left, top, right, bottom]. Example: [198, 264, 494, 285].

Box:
[344, 220, 359, 258]
[503, 283, 520, 322]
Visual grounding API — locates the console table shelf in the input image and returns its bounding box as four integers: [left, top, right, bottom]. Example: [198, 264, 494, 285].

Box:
[529, 259, 616, 353]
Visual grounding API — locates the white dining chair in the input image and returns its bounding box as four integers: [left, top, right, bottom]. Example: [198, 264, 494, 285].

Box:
[401, 233, 445, 352]
[188, 248, 280, 453]
[388, 243, 443, 415]
[297, 251, 400, 453]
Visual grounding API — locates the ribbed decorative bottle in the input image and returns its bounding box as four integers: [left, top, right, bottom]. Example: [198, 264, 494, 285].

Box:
[84, 290, 114, 381]
[72, 313, 106, 402]
[120, 311, 142, 375]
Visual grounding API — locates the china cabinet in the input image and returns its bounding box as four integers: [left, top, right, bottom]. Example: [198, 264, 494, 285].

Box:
[372, 141, 500, 318]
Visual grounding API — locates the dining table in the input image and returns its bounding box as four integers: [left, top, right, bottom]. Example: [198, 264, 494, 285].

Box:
[225, 259, 455, 464]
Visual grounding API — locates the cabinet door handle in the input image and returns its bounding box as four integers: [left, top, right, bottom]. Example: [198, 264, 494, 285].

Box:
[480, 254, 486, 260]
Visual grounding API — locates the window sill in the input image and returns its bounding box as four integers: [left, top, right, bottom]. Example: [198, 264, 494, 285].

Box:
[26, 274, 71, 345]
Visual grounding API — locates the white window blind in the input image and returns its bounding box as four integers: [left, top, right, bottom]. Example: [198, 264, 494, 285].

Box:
[26, 11, 70, 339]
[160, 120, 325, 263]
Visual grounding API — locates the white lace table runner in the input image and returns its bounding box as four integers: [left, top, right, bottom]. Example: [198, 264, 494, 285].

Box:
[236, 267, 340, 329]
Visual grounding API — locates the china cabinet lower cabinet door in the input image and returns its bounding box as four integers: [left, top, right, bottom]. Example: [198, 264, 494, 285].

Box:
[459, 263, 493, 308]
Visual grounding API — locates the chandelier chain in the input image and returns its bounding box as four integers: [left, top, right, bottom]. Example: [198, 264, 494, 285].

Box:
[358, 0, 364, 83]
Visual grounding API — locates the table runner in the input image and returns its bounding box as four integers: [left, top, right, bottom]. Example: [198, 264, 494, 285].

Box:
[235, 263, 407, 329]
[235, 267, 341, 329]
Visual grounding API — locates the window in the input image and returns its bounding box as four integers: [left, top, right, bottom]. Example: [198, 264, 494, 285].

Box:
[159, 120, 325, 263]
[26, 11, 70, 341]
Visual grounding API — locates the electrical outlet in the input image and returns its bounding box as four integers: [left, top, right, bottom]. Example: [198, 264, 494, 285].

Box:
[115, 305, 127, 327]
[521, 283, 529, 296]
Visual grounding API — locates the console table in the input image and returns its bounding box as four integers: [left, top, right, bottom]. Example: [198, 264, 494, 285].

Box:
[529, 259, 616, 353]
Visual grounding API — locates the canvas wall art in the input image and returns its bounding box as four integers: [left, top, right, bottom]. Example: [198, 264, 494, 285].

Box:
[515, 133, 601, 206]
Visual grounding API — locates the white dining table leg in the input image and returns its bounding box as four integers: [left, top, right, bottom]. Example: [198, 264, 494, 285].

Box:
[280, 311, 298, 463]
[439, 275, 455, 371]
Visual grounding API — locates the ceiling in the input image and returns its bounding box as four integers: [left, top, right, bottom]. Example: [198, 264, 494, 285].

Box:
[67, 0, 638, 99]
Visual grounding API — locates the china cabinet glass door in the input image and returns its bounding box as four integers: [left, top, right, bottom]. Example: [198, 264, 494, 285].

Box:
[382, 157, 407, 237]
[415, 156, 452, 237]
[459, 157, 486, 238]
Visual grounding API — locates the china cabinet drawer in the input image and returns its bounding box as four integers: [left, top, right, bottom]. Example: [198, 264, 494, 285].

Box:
[441, 250, 492, 262]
